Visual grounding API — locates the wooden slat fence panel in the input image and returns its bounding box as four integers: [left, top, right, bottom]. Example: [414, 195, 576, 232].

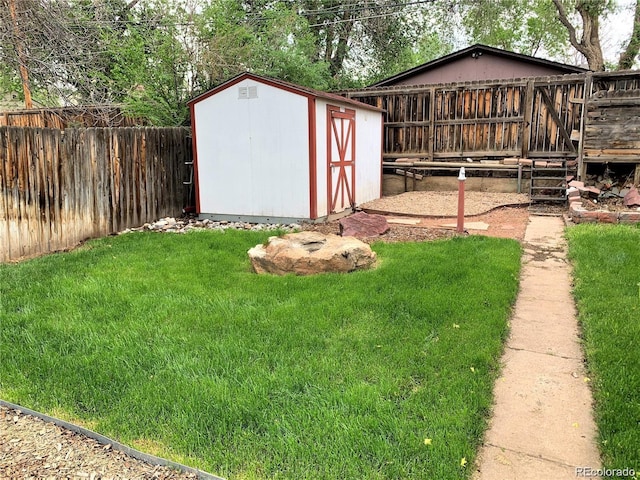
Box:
[344, 74, 586, 161]
[527, 78, 584, 157]
[0, 127, 190, 263]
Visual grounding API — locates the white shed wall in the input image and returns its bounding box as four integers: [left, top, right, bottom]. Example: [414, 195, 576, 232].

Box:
[354, 108, 383, 204]
[314, 99, 382, 214]
[313, 100, 328, 218]
[194, 78, 311, 219]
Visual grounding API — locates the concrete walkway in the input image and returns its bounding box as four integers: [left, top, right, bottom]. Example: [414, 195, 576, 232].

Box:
[474, 215, 601, 480]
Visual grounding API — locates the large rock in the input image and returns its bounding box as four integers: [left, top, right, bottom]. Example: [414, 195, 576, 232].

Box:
[248, 231, 377, 275]
[339, 211, 390, 239]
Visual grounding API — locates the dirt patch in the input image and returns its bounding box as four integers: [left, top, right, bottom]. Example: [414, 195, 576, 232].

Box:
[306, 206, 530, 242]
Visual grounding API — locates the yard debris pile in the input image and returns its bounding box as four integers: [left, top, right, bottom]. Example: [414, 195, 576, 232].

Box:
[568, 172, 640, 211]
[121, 217, 302, 234]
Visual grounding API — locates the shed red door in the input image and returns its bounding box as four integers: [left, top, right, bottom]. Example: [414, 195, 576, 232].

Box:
[327, 106, 356, 213]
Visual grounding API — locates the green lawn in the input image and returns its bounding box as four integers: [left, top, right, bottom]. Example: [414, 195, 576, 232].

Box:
[567, 224, 640, 474]
[0, 230, 521, 479]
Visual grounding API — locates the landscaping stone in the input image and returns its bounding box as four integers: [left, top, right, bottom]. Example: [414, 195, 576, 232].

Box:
[247, 231, 377, 276]
[122, 217, 302, 235]
[339, 211, 389, 238]
[623, 187, 640, 207]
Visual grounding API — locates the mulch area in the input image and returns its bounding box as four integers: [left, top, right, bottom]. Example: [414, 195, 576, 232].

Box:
[0, 405, 200, 479]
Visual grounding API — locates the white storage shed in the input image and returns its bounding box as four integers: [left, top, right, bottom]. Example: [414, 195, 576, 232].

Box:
[188, 73, 383, 223]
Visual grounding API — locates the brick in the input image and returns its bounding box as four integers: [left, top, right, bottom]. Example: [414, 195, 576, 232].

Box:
[596, 212, 618, 223]
[568, 189, 581, 198]
[619, 211, 640, 223]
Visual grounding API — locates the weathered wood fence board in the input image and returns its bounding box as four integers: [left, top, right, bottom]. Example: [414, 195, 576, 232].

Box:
[343, 74, 587, 161]
[344, 71, 640, 188]
[0, 127, 190, 263]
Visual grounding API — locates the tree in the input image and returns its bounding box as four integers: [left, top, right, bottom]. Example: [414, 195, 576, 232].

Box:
[437, 0, 639, 72]
[0, 0, 196, 124]
[552, 0, 608, 71]
[432, 0, 571, 59]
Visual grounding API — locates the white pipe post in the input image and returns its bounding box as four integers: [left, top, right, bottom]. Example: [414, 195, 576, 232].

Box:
[457, 167, 466, 234]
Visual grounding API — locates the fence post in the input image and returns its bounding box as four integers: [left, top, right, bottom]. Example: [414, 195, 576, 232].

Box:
[428, 86, 436, 162]
[521, 79, 535, 159]
[578, 72, 592, 181]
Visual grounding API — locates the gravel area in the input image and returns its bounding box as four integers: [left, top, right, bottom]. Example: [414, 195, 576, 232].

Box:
[361, 191, 530, 217]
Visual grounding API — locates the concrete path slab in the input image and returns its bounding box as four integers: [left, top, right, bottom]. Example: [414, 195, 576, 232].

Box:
[474, 216, 601, 480]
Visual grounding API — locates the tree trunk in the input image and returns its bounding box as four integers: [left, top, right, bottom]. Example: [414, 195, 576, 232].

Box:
[7, 0, 33, 108]
[552, 0, 605, 71]
[576, 1, 605, 71]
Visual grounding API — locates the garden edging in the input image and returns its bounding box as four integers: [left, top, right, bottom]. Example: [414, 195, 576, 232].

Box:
[569, 200, 640, 224]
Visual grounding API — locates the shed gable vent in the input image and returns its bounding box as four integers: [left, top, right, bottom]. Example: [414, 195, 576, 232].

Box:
[238, 86, 258, 99]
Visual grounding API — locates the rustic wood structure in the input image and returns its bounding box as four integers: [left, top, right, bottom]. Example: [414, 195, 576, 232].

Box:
[0, 106, 144, 128]
[343, 74, 585, 162]
[583, 72, 640, 185]
[0, 127, 190, 262]
[342, 71, 640, 188]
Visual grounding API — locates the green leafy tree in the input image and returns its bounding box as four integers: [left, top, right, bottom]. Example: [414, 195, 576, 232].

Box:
[431, 0, 570, 58]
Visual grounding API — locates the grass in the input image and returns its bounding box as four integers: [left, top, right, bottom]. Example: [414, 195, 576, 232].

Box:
[567, 223, 640, 473]
[0, 230, 521, 479]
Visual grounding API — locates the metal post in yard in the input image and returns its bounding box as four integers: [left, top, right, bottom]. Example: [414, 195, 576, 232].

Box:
[457, 167, 466, 234]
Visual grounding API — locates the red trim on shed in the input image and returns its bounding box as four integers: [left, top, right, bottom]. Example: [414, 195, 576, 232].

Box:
[308, 97, 318, 219]
[327, 105, 356, 213]
[189, 101, 201, 214]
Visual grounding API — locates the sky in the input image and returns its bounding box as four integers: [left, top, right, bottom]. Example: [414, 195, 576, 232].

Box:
[600, 0, 636, 66]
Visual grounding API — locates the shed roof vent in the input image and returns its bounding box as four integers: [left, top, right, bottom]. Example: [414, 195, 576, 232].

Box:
[238, 86, 258, 99]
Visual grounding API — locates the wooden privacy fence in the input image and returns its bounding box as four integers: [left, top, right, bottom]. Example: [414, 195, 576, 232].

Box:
[0, 127, 190, 263]
[343, 74, 585, 161]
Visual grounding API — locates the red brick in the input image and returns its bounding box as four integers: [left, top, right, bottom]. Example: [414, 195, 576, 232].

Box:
[596, 212, 618, 223]
[619, 211, 640, 223]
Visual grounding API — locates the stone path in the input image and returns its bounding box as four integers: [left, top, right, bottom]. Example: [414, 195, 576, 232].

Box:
[474, 215, 601, 480]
